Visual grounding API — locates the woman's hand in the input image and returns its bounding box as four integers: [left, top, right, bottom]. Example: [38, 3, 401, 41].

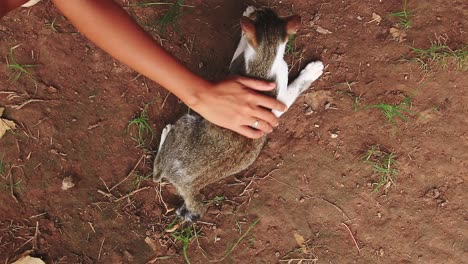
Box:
[189, 77, 287, 139]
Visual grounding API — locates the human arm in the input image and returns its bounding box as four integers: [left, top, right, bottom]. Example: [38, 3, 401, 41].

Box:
[50, 0, 286, 138]
[0, 0, 28, 17]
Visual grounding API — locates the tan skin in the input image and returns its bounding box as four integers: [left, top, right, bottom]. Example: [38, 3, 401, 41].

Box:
[1, 0, 287, 139]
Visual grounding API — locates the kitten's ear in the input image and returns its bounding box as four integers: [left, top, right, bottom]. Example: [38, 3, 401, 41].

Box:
[240, 16, 258, 48]
[286, 15, 302, 35]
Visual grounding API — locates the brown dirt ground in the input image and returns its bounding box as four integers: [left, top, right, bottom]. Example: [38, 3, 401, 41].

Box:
[1, 0, 467, 263]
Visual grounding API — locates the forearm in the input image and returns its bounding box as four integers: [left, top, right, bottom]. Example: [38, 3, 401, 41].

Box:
[51, 0, 209, 106]
[0, 0, 29, 18]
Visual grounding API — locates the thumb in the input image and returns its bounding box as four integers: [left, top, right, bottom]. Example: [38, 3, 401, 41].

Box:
[235, 77, 276, 91]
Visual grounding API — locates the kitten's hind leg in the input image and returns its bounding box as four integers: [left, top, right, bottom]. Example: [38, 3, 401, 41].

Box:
[175, 185, 205, 222]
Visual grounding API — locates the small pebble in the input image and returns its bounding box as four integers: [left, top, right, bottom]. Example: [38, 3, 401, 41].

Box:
[275, 251, 280, 257]
[305, 107, 314, 115]
[47, 86, 58, 93]
[330, 133, 338, 139]
[378, 248, 385, 256]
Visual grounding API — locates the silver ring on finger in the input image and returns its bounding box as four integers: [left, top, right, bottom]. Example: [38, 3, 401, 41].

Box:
[252, 120, 259, 129]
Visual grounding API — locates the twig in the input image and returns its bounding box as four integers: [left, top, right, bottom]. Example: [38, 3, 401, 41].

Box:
[88, 222, 96, 233]
[193, 224, 209, 259]
[97, 189, 115, 200]
[319, 197, 351, 221]
[210, 219, 259, 262]
[260, 168, 280, 179]
[341, 223, 360, 254]
[147, 255, 178, 263]
[237, 168, 279, 197]
[8, 99, 45, 110]
[98, 237, 106, 261]
[238, 175, 257, 196]
[14, 237, 34, 253]
[30, 212, 46, 219]
[7, 168, 19, 203]
[267, 175, 312, 198]
[155, 184, 171, 214]
[32, 221, 39, 250]
[114, 186, 151, 202]
[279, 258, 318, 263]
[99, 177, 110, 192]
[160, 92, 171, 109]
[109, 155, 145, 192]
[197, 221, 216, 226]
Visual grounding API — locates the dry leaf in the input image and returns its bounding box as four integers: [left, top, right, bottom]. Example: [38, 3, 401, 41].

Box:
[47, 86, 58, 93]
[371, 13, 382, 24]
[0, 107, 17, 139]
[389, 27, 407, 42]
[316, 26, 332, 34]
[165, 223, 180, 233]
[303, 90, 333, 111]
[12, 256, 46, 264]
[144, 237, 158, 252]
[293, 231, 309, 254]
[293, 231, 305, 246]
[61, 176, 75, 190]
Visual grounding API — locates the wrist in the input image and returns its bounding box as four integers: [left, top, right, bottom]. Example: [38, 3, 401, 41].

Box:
[182, 79, 213, 109]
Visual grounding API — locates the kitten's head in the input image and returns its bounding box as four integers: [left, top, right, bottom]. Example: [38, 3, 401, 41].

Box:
[240, 8, 301, 50]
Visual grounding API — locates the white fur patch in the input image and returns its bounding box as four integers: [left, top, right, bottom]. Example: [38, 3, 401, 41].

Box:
[231, 36, 248, 64]
[158, 124, 173, 152]
[269, 42, 289, 117]
[243, 45, 256, 73]
[231, 6, 258, 68]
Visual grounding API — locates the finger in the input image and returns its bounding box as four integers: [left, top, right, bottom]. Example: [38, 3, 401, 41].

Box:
[252, 108, 279, 127]
[255, 94, 287, 112]
[235, 76, 276, 91]
[245, 118, 273, 133]
[235, 126, 264, 139]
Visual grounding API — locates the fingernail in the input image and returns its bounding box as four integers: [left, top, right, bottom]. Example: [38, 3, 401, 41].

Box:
[268, 82, 276, 88]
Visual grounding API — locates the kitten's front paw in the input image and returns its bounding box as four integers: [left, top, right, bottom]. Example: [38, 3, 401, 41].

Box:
[301, 61, 324, 82]
[243, 6, 256, 17]
[176, 204, 201, 222]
